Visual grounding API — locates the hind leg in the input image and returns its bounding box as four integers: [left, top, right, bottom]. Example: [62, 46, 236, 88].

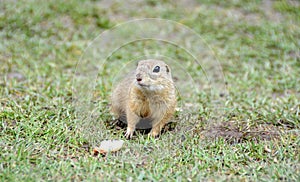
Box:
[149, 114, 172, 138]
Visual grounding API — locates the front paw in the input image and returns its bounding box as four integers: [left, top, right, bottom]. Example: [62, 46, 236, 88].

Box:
[125, 127, 135, 139]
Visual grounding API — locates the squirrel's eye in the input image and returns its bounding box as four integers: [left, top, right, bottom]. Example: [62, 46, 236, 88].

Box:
[153, 66, 160, 73]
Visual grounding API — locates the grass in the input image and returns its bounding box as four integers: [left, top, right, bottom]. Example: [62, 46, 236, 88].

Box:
[0, 0, 299, 181]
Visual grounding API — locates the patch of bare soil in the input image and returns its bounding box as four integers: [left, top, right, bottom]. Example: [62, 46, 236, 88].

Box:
[261, 0, 284, 23]
[202, 121, 284, 143]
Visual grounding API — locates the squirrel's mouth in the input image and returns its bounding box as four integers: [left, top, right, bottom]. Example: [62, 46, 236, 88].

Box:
[136, 81, 149, 88]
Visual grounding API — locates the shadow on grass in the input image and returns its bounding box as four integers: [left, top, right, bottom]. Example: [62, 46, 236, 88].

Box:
[104, 118, 177, 137]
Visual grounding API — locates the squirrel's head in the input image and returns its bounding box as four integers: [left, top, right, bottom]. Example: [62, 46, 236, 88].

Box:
[135, 59, 173, 91]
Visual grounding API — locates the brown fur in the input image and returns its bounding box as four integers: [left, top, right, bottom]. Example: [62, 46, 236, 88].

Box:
[111, 59, 176, 138]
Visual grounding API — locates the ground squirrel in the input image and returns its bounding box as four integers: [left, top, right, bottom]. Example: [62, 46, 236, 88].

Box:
[111, 59, 176, 138]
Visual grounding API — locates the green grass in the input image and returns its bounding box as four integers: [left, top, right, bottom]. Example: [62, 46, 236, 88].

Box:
[1, 0, 299, 181]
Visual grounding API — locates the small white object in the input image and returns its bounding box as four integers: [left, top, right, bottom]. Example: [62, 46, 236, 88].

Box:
[98, 140, 124, 153]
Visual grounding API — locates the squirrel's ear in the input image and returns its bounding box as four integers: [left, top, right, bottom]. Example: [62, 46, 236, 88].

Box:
[166, 65, 170, 73]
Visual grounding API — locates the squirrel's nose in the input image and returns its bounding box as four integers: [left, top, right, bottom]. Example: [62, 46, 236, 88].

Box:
[136, 73, 142, 82]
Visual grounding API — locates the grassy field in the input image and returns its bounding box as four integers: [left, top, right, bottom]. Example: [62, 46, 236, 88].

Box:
[1, 0, 299, 181]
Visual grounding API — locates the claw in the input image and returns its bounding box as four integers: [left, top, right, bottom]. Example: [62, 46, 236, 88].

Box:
[125, 127, 134, 139]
